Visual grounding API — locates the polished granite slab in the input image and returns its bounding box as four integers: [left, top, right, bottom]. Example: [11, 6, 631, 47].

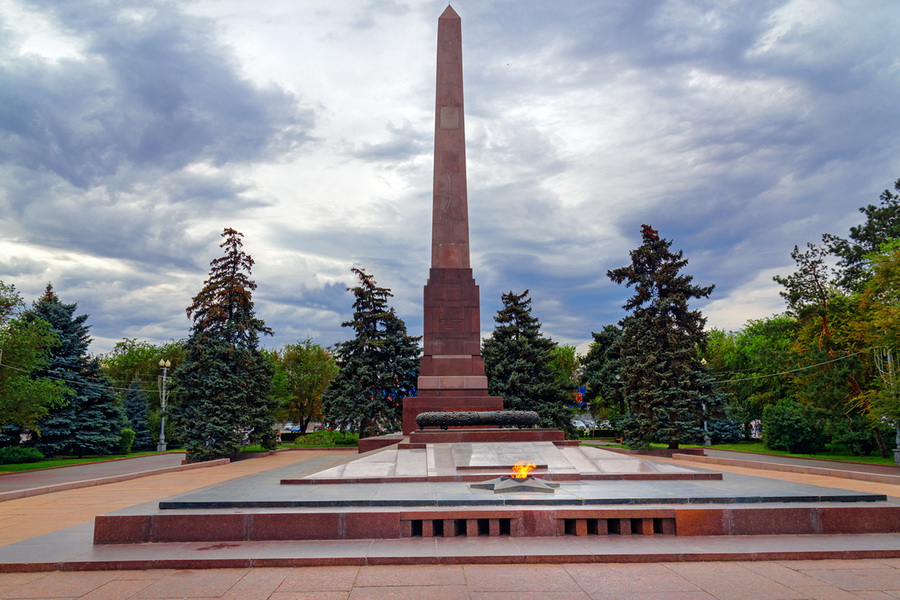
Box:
[155, 449, 887, 509]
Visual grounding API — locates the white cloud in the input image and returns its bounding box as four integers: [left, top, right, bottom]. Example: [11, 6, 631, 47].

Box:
[1, 0, 899, 355]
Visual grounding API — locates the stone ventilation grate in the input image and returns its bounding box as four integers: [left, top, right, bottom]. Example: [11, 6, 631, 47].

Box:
[406, 518, 513, 537]
[563, 517, 676, 536]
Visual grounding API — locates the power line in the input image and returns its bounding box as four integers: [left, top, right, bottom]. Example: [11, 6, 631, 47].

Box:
[0, 358, 161, 394]
[714, 349, 868, 384]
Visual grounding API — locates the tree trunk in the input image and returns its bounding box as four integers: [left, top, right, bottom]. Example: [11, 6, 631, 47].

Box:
[874, 428, 890, 458]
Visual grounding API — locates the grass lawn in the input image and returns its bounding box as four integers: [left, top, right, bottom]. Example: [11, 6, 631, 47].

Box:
[0, 450, 184, 474]
[691, 440, 898, 466]
[582, 439, 898, 467]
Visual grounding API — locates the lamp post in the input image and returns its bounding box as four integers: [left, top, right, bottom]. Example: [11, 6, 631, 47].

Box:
[700, 358, 711, 446]
[157, 359, 171, 452]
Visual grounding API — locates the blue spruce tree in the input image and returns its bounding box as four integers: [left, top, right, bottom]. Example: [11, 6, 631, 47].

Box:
[26, 285, 126, 457]
[608, 225, 724, 449]
[171, 229, 277, 461]
[322, 268, 420, 437]
[124, 381, 154, 451]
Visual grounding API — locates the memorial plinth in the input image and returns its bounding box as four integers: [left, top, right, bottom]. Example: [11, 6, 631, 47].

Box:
[403, 5, 503, 433]
[86, 9, 900, 565]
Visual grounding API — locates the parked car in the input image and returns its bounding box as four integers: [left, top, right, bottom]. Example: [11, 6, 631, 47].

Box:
[571, 419, 589, 432]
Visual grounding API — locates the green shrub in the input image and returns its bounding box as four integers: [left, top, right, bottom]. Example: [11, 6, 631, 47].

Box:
[762, 399, 827, 454]
[294, 430, 359, 447]
[706, 419, 746, 444]
[827, 417, 893, 456]
[0, 446, 45, 465]
[239, 444, 271, 453]
[119, 428, 136, 455]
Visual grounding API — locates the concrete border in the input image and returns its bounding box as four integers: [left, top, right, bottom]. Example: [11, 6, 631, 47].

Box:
[673, 453, 900, 485]
[0, 459, 230, 503]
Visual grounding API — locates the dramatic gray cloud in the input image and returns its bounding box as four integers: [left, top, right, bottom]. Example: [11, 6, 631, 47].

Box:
[1, 0, 898, 356]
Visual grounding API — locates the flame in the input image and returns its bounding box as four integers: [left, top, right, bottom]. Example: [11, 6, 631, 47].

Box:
[510, 461, 536, 479]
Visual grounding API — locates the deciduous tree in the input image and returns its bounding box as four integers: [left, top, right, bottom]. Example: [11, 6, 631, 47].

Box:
[0, 282, 68, 434]
[824, 178, 900, 292]
[100, 338, 186, 447]
[271, 340, 339, 433]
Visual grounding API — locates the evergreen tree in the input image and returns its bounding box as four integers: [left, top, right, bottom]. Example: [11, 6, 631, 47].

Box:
[25, 285, 126, 457]
[482, 290, 575, 431]
[171, 228, 277, 461]
[608, 225, 723, 449]
[124, 381, 154, 451]
[581, 324, 625, 414]
[322, 268, 420, 437]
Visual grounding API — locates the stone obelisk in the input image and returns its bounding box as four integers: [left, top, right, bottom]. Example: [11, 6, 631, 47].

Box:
[402, 5, 504, 434]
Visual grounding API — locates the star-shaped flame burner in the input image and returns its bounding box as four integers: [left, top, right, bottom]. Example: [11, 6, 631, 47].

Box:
[469, 475, 560, 494]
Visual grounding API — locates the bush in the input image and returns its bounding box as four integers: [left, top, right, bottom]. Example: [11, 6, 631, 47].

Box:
[706, 419, 746, 444]
[119, 428, 136, 455]
[294, 430, 359, 447]
[827, 417, 893, 456]
[762, 399, 827, 454]
[239, 444, 272, 453]
[0, 446, 45, 465]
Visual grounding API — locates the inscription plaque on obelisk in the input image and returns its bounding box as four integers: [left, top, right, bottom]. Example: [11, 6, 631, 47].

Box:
[402, 5, 504, 434]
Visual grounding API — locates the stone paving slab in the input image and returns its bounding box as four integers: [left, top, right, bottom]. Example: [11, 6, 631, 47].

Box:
[154, 452, 888, 509]
[2, 522, 900, 572]
[1, 560, 899, 599]
[303, 443, 712, 482]
[0, 447, 898, 582]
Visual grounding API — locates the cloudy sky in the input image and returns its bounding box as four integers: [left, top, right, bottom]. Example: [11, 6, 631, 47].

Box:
[1, 0, 899, 356]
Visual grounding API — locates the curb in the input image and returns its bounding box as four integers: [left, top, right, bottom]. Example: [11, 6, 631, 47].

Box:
[0, 458, 231, 503]
[672, 453, 900, 485]
[2, 541, 900, 572]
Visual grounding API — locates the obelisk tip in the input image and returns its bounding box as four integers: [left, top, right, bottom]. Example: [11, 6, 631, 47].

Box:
[440, 5, 459, 19]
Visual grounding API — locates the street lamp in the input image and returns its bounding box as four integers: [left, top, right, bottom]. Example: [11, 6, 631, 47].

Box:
[157, 359, 171, 452]
[700, 359, 711, 446]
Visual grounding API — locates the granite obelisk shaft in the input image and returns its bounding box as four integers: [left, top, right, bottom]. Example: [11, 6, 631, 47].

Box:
[431, 5, 469, 270]
[402, 6, 504, 434]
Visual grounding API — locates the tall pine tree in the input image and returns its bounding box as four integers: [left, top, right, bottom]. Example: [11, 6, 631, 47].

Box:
[482, 290, 575, 431]
[171, 228, 277, 461]
[322, 268, 420, 437]
[26, 285, 126, 457]
[581, 324, 625, 414]
[608, 225, 723, 449]
[124, 381, 154, 451]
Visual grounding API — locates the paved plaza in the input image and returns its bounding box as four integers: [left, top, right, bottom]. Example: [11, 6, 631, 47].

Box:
[0, 448, 896, 597]
[1, 560, 900, 599]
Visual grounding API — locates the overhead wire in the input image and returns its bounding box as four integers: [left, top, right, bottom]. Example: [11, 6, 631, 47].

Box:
[713, 349, 869, 384]
[0, 356, 163, 393]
